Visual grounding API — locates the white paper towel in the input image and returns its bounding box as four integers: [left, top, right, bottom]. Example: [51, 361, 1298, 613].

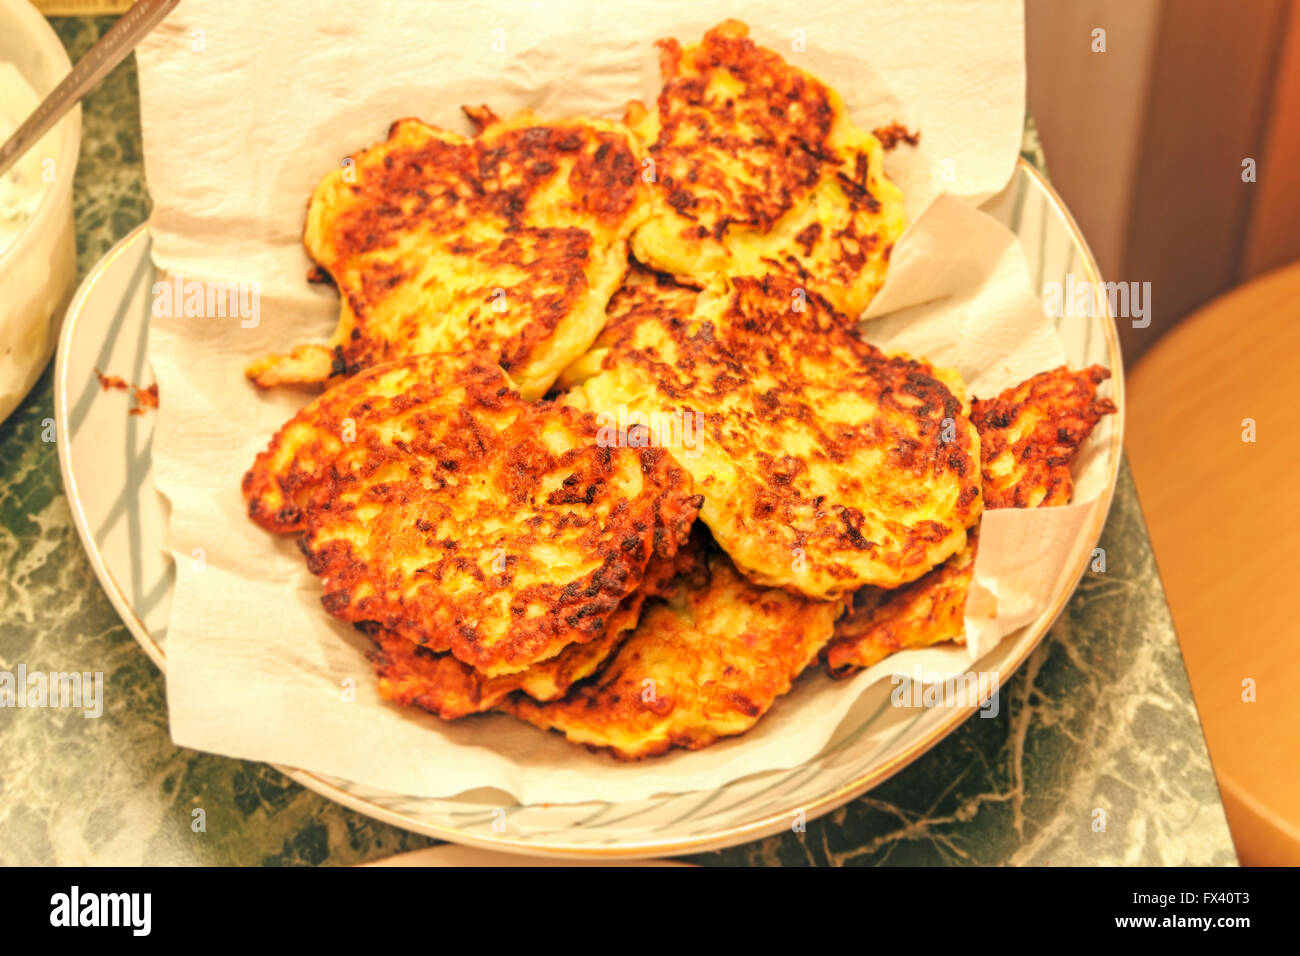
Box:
[136, 0, 1113, 804]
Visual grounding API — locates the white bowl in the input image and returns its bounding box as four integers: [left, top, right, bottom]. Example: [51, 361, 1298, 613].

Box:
[0, 0, 80, 423]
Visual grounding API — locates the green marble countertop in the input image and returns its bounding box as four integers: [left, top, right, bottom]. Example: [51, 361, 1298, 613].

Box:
[0, 17, 1236, 866]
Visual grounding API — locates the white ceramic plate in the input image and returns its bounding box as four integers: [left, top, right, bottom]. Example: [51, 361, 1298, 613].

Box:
[55, 159, 1124, 859]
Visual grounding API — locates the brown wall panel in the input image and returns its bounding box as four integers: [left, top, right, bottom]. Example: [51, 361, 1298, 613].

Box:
[1120, 0, 1287, 360]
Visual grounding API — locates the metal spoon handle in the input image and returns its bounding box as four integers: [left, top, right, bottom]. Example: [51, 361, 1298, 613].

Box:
[0, 0, 180, 179]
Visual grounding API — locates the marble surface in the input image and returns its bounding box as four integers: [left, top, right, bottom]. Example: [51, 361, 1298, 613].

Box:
[0, 16, 1236, 866]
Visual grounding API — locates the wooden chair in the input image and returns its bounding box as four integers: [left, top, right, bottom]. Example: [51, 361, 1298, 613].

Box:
[1126, 260, 1300, 865]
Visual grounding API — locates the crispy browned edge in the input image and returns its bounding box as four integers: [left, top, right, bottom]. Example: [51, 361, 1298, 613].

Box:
[824, 365, 1118, 676]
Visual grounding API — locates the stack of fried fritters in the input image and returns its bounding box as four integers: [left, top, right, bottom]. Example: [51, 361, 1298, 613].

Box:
[242, 20, 1116, 760]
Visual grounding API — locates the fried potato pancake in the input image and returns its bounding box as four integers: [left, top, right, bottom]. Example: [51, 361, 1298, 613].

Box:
[627, 19, 907, 318]
[241, 352, 701, 677]
[554, 267, 699, 393]
[562, 272, 982, 598]
[972, 364, 1117, 509]
[825, 365, 1117, 675]
[366, 546, 694, 720]
[242, 351, 511, 535]
[505, 543, 843, 759]
[246, 109, 651, 400]
[825, 536, 976, 677]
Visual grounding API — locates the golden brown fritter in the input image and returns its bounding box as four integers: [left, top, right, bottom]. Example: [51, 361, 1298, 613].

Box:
[242, 352, 701, 677]
[505, 543, 843, 760]
[627, 19, 906, 318]
[554, 268, 700, 393]
[563, 272, 982, 599]
[825, 365, 1117, 676]
[246, 109, 651, 400]
[368, 623, 625, 721]
[242, 351, 507, 535]
[825, 535, 976, 677]
[366, 545, 694, 720]
[972, 364, 1117, 509]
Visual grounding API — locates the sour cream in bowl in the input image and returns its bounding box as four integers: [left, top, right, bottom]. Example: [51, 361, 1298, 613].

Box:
[0, 0, 81, 424]
[0, 63, 53, 255]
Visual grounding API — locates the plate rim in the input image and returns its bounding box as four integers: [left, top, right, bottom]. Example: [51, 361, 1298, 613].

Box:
[53, 157, 1126, 859]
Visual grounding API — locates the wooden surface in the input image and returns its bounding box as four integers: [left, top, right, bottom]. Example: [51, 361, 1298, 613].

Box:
[1126, 260, 1300, 866]
[1241, 4, 1300, 280]
[1119, 0, 1288, 362]
[1027, 0, 1300, 364]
